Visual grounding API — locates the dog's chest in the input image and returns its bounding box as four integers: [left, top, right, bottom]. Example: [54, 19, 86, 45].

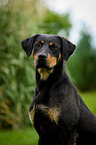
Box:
[29, 104, 60, 127]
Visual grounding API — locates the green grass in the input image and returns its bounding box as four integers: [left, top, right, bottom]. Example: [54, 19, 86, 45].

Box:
[81, 91, 96, 115]
[0, 92, 96, 145]
[0, 127, 39, 145]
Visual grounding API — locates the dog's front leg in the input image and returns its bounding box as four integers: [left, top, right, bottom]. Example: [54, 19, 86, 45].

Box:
[29, 88, 47, 125]
[29, 88, 38, 125]
[29, 88, 38, 112]
[29, 88, 45, 125]
[31, 87, 47, 107]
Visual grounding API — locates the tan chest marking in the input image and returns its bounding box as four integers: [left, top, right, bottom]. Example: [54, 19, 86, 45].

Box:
[48, 107, 60, 124]
[29, 104, 60, 125]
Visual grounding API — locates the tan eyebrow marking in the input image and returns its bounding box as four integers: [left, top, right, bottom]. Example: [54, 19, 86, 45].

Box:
[41, 40, 44, 44]
[50, 42, 53, 46]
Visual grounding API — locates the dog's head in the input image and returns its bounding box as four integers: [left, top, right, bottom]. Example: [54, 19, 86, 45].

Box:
[21, 34, 76, 80]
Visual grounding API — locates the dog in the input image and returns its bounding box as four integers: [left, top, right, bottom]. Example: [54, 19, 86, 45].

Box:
[21, 34, 96, 145]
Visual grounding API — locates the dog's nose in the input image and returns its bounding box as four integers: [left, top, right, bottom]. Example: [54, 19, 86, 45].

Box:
[38, 53, 47, 59]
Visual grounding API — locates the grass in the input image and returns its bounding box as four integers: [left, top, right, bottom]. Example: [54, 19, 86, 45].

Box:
[0, 127, 39, 145]
[0, 92, 96, 145]
[81, 91, 96, 115]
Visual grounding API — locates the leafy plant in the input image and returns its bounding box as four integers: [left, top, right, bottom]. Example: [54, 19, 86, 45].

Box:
[0, 0, 72, 129]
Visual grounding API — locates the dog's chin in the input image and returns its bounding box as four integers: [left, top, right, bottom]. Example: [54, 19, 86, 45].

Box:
[36, 64, 54, 80]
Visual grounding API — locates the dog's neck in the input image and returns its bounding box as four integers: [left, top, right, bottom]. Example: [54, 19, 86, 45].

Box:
[35, 58, 65, 92]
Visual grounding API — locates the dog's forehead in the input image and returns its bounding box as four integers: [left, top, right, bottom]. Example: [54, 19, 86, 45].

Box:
[35, 34, 61, 44]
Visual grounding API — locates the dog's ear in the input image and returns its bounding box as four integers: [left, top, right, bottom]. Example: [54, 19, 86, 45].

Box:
[21, 34, 38, 57]
[61, 37, 76, 61]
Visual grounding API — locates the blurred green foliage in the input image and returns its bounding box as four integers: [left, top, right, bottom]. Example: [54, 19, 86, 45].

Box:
[0, 0, 71, 129]
[67, 29, 96, 91]
[40, 9, 71, 36]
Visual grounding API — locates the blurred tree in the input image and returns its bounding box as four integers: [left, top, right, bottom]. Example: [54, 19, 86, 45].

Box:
[0, 0, 39, 129]
[40, 9, 71, 36]
[67, 29, 96, 91]
[0, 0, 72, 129]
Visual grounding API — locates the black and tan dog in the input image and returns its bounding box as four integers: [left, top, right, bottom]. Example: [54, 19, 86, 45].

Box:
[21, 34, 96, 145]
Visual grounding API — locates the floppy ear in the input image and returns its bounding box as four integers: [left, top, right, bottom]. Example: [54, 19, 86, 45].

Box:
[21, 34, 38, 57]
[61, 37, 76, 61]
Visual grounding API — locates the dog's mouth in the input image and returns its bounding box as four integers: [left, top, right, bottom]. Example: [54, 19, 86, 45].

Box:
[34, 53, 58, 72]
[36, 63, 53, 70]
[33, 54, 57, 80]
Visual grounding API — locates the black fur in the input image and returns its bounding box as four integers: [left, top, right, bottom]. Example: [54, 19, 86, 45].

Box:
[61, 37, 76, 60]
[21, 34, 38, 57]
[21, 34, 96, 145]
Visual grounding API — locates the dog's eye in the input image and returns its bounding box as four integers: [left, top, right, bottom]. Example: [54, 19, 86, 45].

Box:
[35, 43, 42, 48]
[50, 44, 56, 49]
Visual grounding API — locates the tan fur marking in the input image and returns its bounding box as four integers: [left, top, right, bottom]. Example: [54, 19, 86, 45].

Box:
[47, 54, 57, 68]
[29, 105, 35, 126]
[48, 107, 60, 124]
[32, 50, 33, 55]
[41, 40, 44, 44]
[36, 104, 60, 124]
[58, 53, 61, 60]
[38, 68, 53, 80]
[50, 42, 53, 46]
[33, 53, 39, 67]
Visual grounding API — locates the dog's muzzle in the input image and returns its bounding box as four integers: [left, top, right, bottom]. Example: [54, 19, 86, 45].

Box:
[36, 53, 53, 70]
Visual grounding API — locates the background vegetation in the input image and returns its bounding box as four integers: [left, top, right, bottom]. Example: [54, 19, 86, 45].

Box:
[0, 0, 72, 129]
[0, 0, 96, 144]
[67, 29, 96, 91]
